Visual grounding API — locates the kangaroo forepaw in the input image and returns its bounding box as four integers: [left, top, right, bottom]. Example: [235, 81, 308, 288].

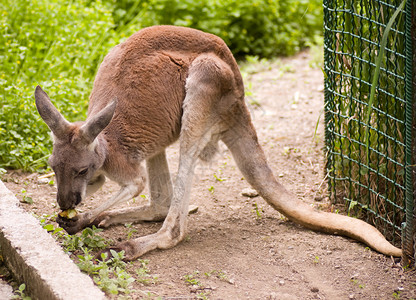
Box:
[57, 213, 93, 235]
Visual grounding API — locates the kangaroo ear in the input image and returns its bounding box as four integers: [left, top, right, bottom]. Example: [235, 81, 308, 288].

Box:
[35, 85, 71, 138]
[80, 99, 117, 144]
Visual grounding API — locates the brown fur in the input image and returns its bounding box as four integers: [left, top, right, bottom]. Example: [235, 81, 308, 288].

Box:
[35, 25, 401, 260]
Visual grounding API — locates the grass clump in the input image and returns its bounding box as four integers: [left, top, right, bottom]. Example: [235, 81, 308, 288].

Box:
[1, 0, 323, 171]
[38, 214, 158, 297]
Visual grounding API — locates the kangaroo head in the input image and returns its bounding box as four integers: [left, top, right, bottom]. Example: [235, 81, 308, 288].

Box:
[34, 86, 116, 210]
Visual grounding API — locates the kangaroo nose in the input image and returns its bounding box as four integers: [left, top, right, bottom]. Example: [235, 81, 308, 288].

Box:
[75, 192, 82, 206]
[57, 193, 81, 210]
[57, 200, 72, 211]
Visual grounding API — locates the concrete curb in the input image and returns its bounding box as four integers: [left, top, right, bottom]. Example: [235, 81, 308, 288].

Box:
[0, 279, 13, 299]
[0, 180, 106, 300]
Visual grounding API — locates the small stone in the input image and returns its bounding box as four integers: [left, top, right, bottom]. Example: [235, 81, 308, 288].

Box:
[38, 178, 49, 184]
[241, 188, 259, 198]
[229, 205, 242, 210]
[188, 205, 198, 214]
[349, 294, 355, 299]
[314, 195, 323, 201]
[279, 280, 285, 286]
[190, 285, 200, 293]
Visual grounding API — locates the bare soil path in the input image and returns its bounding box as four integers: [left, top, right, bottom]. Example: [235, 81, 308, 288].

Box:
[3, 51, 416, 299]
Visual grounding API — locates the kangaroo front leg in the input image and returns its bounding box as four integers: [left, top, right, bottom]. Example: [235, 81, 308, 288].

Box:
[91, 150, 174, 228]
[146, 150, 173, 214]
[57, 182, 144, 234]
[103, 154, 198, 260]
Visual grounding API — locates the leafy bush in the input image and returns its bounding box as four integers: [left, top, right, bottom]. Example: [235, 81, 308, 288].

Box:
[0, 0, 114, 170]
[106, 0, 323, 58]
[1, 0, 322, 171]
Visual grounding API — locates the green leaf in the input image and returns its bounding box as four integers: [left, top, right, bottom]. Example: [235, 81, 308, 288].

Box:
[364, 0, 406, 162]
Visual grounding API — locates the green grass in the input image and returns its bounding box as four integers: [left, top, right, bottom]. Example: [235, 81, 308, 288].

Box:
[1, 0, 323, 171]
[0, 0, 115, 171]
[38, 214, 158, 297]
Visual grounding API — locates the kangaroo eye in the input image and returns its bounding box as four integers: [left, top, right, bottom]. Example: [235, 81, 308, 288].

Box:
[78, 168, 88, 176]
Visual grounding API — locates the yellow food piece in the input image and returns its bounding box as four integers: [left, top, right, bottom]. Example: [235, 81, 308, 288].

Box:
[59, 209, 78, 219]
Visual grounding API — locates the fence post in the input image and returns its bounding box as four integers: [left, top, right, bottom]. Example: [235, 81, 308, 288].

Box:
[411, 0, 416, 268]
[403, 0, 415, 268]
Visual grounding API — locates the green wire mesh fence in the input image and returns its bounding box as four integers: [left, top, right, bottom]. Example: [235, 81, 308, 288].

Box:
[323, 0, 414, 264]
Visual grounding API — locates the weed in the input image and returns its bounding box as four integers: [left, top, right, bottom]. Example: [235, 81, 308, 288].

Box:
[184, 271, 202, 287]
[197, 292, 210, 300]
[244, 81, 261, 108]
[208, 186, 215, 194]
[137, 291, 162, 300]
[136, 259, 158, 285]
[351, 278, 365, 289]
[38, 213, 107, 252]
[392, 291, 401, 299]
[19, 189, 33, 205]
[282, 146, 291, 156]
[39, 214, 63, 237]
[204, 270, 231, 283]
[76, 248, 102, 275]
[252, 202, 262, 219]
[77, 249, 135, 296]
[313, 256, 320, 264]
[11, 284, 31, 300]
[124, 223, 137, 240]
[62, 226, 108, 252]
[81, 227, 108, 249]
[37, 213, 157, 297]
[213, 173, 225, 182]
[347, 201, 358, 217]
[95, 266, 135, 295]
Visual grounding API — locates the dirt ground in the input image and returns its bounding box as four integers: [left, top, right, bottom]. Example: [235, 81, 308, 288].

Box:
[3, 51, 416, 299]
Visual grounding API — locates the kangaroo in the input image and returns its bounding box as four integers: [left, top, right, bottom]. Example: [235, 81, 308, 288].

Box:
[35, 25, 401, 260]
